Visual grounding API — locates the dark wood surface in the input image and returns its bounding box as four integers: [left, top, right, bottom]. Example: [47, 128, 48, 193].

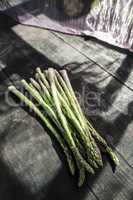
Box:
[0, 14, 133, 200]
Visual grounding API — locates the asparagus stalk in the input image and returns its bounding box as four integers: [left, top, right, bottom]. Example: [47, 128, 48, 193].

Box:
[8, 86, 75, 175]
[60, 69, 118, 166]
[55, 70, 85, 128]
[56, 88, 99, 169]
[54, 74, 70, 105]
[60, 69, 85, 121]
[31, 80, 91, 175]
[30, 78, 41, 91]
[34, 71, 96, 172]
[86, 120, 119, 166]
[8, 66, 119, 186]
[71, 129, 86, 159]
[21, 80, 58, 122]
[55, 70, 103, 167]
[48, 68, 95, 176]
[29, 78, 50, 105]
[30, 75, 91, 181]
[22, 79, 71, 148]
[36, 68, 50, 89]
[22, 80, 75, 160]
[78, 166, 86, 187]
[35, 74, 52, 104]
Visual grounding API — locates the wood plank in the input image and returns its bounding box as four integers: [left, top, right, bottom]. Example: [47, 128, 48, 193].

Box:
[12, 25, 87, 66]
[53, 32, 133, 91]
[1, 24, 133, 199]
[0, 25, 97, 200]
[68, 63, 133, 200]
[9, 24, 133, 164]
[68, 62, 133, 166]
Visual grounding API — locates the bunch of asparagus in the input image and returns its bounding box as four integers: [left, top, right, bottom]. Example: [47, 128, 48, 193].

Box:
[8, 67, 119, 186]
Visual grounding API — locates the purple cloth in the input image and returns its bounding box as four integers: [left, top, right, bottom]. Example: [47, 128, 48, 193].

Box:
[1, 0, 133, 52]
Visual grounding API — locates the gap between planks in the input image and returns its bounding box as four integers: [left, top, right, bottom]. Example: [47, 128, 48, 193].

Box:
[52, 31, 133, 93]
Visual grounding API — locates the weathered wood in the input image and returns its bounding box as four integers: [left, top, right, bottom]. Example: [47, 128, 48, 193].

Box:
[67, 62, 133, 200]
[7, 25, 133, 163]
[0, 27, 97, 200]
[53, 32, 133, 92]
[0, 23, 133, 200]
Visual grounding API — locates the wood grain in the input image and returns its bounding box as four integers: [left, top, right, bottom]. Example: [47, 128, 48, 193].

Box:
[0, 23, 133, 200]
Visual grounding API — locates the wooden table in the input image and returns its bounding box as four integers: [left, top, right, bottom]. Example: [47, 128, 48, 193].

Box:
[0, 14, 133, 200]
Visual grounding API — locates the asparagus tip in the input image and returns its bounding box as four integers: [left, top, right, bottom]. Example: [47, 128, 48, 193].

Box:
[60, 69, 67, 73]
[21, 79, 26, 84]
[36, 67, 41, 73]
[35, 73, 39, 80]
[48, 68, 55, 81]
[107, 148, 120, 166]
[30, 78, 33, 82]
[8, 85, 16, 91]
[78, 168, 86, 187]
[60, 69, 68, 77]
[48, 67, 54, 72]
[112, 153, 120, 166]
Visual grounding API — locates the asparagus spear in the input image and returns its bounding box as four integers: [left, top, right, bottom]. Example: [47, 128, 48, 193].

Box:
[36, 68, 50, 89]
[30, 76, 86, 157]
[29, 75, 89, 177]
[55, 70, 103, 167]
[86, 120, 119, 166]
[37, 69, 98, 168]
[26, 80, 86, 175]
[54, 74, 70, 105]
[29, 78, 50, 105]
[60, 69, 85, 120]
[48, 68, 95, 178]
[8, 66, 119, 186]
[22, 79, 73, 149]
[30, 78, 41, 91]
[34, 70, 94, 172]
[8, 86, 75, 175]
[56, 88, 99, 169]
[59, 69, 118, 166]
[60, 69, 119, 166]
[30, 74, 90, 181]
[21, 80, 58, 122]
[35, 74, 52, 104]
[78, 165, 86, 187]
[61, 70, 119, 165]
[55, 70, 85, 128]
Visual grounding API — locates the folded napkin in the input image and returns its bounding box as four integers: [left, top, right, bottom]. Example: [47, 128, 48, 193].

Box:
[1, 0, 133, 51]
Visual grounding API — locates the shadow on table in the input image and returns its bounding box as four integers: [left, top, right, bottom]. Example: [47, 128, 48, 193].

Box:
[83, 35, 132, 55]
[0, 13, 60, 83]
[0, 159, 35, 200]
